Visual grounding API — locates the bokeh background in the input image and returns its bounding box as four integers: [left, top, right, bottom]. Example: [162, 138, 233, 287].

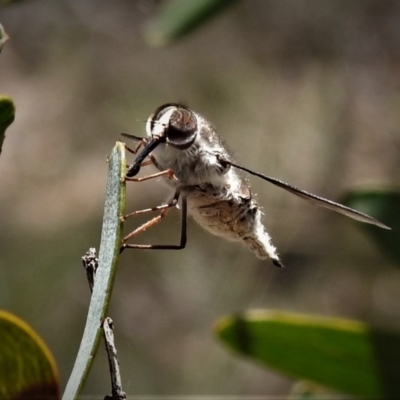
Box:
[1, 0, 400, 397]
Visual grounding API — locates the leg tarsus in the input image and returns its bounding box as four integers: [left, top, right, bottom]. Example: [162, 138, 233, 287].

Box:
[123, 136, 148, 155]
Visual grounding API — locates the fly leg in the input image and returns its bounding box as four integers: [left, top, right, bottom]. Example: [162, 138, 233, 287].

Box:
[121, 133, 147, 155]
[120, 188, 187, 252]
[121, 133, 155, 172]
[121, 133, 186, 250]
[124, 168, 175, 183]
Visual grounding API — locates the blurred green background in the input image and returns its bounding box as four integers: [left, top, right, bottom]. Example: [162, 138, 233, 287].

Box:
[1, 0, 400, 397]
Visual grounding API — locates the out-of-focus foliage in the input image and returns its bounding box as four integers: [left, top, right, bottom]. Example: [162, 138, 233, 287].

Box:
[0, 96, 14, 154]
[343, 190, 400, 266]
[287, 381, 330, 400]
[0, 310, 60, 399]
[0, 0, 26, 4]
[216, 310, 400, 398]
[144, 0, 239, 46]
[0, 23, 8, 53]
[63, 143, 126, 400]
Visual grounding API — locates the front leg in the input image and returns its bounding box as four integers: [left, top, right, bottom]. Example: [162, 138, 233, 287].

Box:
[121, 133, 148, 155]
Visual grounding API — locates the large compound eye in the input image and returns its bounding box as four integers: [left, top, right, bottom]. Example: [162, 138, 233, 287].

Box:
[147, 103, 198, 149]
[166, 107, 197, 149]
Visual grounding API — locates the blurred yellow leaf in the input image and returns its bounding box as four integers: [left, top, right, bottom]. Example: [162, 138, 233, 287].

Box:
[0, 310, 60, 399]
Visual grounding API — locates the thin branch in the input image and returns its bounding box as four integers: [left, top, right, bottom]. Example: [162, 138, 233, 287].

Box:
[103, 318, 126, 400]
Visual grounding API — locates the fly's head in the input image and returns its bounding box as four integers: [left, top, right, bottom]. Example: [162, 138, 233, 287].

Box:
[125, 103, 199, 178]
[146, 103, 205, 183]
[126, 103, 231, 185]
[147, 103, 198, 151]
[147, 104, 232, 185]
[148, 103, 215, 184]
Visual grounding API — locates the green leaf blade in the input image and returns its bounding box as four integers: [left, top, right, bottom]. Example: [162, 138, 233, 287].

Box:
[62, 142, 126, 400]
[215, 311, 400, 398]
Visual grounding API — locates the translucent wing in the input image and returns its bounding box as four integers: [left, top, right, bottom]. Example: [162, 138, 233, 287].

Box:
[227, 160, 390, 230]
